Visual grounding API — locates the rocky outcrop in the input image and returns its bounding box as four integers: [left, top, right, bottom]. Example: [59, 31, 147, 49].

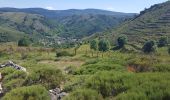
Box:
[49, 88, 68, 100]
[0, 61, 27, 96]
[0, 61, 68, 99]
[0, 61, 26, 72]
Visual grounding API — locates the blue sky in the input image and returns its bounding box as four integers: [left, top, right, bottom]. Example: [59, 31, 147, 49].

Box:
[0, 0, 168, 13]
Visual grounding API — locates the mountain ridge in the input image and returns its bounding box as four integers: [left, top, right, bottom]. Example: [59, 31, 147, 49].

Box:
[103, 1, 170, 45]
[0, 8, 135, 45]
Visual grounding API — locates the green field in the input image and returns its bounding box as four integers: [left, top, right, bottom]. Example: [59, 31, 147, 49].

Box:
[0, 43, 170, 100]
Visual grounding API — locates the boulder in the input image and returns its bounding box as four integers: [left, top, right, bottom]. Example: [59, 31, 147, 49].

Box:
[0, 61, 26, 72]
[49, 88, 68, 100]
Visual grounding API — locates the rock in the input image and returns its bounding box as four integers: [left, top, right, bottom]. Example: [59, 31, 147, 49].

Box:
[0, 61, 26, 72]
[49, 88, 68, 100]
[58, 92, 67, 99]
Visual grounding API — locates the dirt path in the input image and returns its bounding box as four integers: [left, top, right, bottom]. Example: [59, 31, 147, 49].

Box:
[38, 60, 85, 70]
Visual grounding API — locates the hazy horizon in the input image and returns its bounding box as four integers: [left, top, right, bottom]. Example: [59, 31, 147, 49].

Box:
[0, 0, 168, 13]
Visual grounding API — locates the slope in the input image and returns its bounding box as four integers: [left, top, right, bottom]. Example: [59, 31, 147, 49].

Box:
[109, 1, 170, 44]
[0, 8, 135, 40]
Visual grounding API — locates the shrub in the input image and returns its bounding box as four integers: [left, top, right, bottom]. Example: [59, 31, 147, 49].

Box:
[64, 88, 103, 100]
[1, 70, 27, 92]
[0, 67, 16, 76]
[85, 71, 132, 97]
[25, 67, 64, 89]
[56, 51, 73, 57]
[75, 59, 125, 75]
[76, 63, 124, 75]
[3, 70, 27, 82]
[142, 41, 156, 53]
[153, 64, 170, 72]
[117, 35, 127, 48]
[84, 71, 170, 99]
[3, 85, 50, 100]
[83, 59, 99, 66]
[0, 50, 7, 57]
[127, 56, 154, 72]
[18, 38, 31, 47]
[158, 37, 168, 47]
[116, 80, 170, 100]
[3, 79, 25, 92]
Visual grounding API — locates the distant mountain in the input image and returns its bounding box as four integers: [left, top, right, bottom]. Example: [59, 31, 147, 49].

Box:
[0, 8, 135, 44]
[0, 11, 59, 43]
[101, 1, 170, 45]
[0, 8, 135, 18]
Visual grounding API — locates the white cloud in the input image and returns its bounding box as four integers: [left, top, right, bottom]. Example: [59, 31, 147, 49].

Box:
[45, 6, 55, 10]
[106, 7, 114, 11]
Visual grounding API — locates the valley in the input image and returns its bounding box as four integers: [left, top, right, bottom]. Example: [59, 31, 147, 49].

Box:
[0, 8, 135, 46]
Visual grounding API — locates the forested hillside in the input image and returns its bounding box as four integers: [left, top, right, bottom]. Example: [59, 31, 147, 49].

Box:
[107, 1, 170, 44]
[0, 8, 135, 43]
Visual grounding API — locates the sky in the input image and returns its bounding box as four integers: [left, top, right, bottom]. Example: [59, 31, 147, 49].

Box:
[0, 0, 168, 13]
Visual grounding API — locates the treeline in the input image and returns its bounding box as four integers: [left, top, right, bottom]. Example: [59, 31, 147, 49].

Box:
[89, 36, 170, 55]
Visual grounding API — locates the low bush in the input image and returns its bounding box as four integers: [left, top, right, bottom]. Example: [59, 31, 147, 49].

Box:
[83, 71, 170, 99]
[3, 79, 25, 91]
[18, 38, 31, 47]
[25, 67, 64, 89]
[85, 71, 132, 97]
[1, 67, 16, 76]
[157, 37, 168, 47]
[82, 59, 99, 66]
[64, 88, 103, 100]
[1, 69, 27, 92]
[153, 64, 170, 72]
[3, 70, 27, 82]
[3, 85, 50, 100]
[75, 61, 125, 75]
[0, 50, 8, 57]
[56, 51, 74, 57]
[116, 80, 170, 100]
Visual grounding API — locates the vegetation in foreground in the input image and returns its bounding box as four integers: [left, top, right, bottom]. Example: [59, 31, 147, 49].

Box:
[0, 1, 170, 100]
[0, 41, 169, 100]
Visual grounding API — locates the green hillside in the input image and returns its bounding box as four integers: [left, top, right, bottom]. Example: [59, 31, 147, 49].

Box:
[0, 8, 134, 44]
[57, 14, 125, 38]
[0, 26, 26, 42]
[0, 12, 56, 34]
[106, 1, 170, 44]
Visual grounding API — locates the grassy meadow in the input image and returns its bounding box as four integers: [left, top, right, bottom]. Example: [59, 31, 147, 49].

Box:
[0, 42, 170, 100]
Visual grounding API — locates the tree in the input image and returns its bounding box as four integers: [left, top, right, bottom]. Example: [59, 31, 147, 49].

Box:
[74, 43, 81, 55]
[90, 39, 98, 56]
[90, 39, 98, 51]
[168, 47, 170, 55]
[117, 35, 127, 48]
[158, 37, 168, 47]
[18, 38, 30, 47]
[142, 41, 156, 53]
[98, 39, 110, 52]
